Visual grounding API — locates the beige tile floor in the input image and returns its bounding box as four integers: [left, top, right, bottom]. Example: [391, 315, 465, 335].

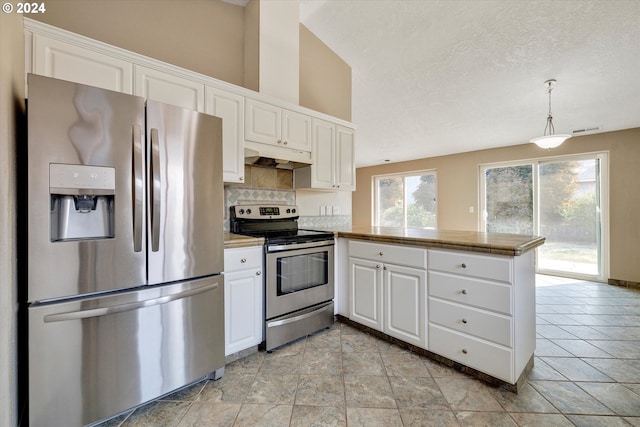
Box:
[97, 276, 640, 427]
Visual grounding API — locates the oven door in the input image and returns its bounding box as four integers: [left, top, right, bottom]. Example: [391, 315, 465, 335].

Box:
[265, 240, 334, 320]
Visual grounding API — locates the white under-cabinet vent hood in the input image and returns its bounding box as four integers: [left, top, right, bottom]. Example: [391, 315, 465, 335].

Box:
[244, 144, 312, 169]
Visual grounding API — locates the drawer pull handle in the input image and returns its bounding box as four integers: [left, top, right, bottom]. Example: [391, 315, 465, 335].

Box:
[256, 271, 261, 276]
[383, 266, 387, 270]
[379, 252, 383, 256]
[462, 318, 468, 324]
[240, 258, 247, 263]
[461, 263, 467, 269]
[462, 349, 468, 354]
[376, 264, 381, 269]
[461, 289, 468, 295]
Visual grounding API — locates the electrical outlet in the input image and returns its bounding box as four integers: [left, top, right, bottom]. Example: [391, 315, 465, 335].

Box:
[319, 205, 325, 216]
[325, 205, 332, 216]
[469, 206, 474, 213]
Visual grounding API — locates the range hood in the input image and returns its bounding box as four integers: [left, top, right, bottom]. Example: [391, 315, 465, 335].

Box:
[244, 142, 312, 170]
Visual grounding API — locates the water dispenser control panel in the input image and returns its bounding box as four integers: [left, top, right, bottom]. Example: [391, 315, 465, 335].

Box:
[50, 163, 115, 194]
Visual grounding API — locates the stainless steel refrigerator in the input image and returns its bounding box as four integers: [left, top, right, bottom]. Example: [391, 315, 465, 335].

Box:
[25, 74, 225, 427]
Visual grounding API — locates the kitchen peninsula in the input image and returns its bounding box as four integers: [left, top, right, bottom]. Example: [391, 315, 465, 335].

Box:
[328, 226, 545, 392]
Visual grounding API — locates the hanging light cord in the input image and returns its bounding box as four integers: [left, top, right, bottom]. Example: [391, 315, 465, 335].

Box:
[544, 82, 555, 136]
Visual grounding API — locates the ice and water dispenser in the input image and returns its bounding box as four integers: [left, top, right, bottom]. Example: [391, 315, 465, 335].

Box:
[49, 163, 116, 241]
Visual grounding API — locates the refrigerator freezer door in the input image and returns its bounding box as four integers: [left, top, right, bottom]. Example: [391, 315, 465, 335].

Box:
[146, 101, 224, 284]
[28, 275, 225, 427]
[27, 74, 147, 302]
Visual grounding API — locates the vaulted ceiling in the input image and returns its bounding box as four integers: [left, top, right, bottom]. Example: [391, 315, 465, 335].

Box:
[298, 0, 640, 167]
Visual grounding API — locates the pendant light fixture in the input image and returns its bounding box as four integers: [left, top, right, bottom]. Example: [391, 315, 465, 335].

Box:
[530, 79, 571, 149]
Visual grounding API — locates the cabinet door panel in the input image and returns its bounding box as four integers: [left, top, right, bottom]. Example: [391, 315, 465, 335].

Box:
[245, 99, 281, 145]
[311, 118, 335, 189]
[384, 264, 426, 347]
[282, 109, 312, 151]
[32, 34, 133, 93]
[335, 126, 355, 191]
[134, 65, 204, 111]
[205, 87, 245, 183]
[349, 258, 382, 331]
[225, 269, 263, 355]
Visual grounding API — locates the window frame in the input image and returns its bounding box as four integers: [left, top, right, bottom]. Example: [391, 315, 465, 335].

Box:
[479, 152, 609, 282]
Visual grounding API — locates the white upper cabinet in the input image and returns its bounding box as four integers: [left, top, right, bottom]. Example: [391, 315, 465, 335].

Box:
[294, 119, 356, 191]
[245, 99, 312, 152]
[205, 86, 245, 183]
[335, 125, 356, 190]
[134, 65, 204, 112]
[31, 34, 133, 93]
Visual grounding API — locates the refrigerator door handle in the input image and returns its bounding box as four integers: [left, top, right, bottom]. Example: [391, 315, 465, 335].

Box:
[132, 124, 143, 252]
[43, 282, 219, 323]
[150, 127, 161, 252]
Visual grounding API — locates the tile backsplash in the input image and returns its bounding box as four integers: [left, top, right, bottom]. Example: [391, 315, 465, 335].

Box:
[224, 165, 351, 231]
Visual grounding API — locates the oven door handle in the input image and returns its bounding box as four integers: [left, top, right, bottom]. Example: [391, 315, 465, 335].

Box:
[267, 302, 333, 328]
[267, 240, 334, 252]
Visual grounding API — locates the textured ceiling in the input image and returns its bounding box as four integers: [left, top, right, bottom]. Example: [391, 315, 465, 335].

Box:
[299, 0, 640, 167]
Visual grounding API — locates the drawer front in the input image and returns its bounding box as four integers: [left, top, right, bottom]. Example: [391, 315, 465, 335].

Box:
[429, 298, 512, 346]
[224, 246, 262, 273]
[428, 324, 514, 383]
[428, 249, 512, 283]
[349, 240, 427, 269]
[428, 271, 512, 315]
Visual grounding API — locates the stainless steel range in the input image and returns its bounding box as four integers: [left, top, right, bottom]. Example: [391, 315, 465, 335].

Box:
[230, 205, 335, 351]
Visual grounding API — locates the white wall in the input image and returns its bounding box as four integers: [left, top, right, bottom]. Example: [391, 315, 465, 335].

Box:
[0, 11, 25, 427]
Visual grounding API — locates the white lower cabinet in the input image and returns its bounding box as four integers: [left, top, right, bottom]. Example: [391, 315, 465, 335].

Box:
[427, 248, 535, 384]
[224, 246, 263, 356]
[348, 240, 427, 348]
[344, 238, 536, 386]
[384, 263, 426, 347]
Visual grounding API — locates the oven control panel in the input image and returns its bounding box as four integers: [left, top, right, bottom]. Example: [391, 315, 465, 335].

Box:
[230, 204, 298, 220]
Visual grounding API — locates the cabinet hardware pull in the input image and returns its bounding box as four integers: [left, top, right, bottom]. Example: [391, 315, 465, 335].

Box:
[462, 318, 468, 324]
[283, 140, 288, 145]
[256, 271, 261, 276]
[277, 139, 282, 144]
[461, 263, 467, 268]
[383, 266, 387, 270]
[241, 258, 246, 263]
[462, 349, 468, 354]
[379, 252, 383, 256]
[376, 264, 380, 269]
[461, 289, 468, 295]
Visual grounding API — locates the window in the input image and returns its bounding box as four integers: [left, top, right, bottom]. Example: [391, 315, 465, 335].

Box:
[373, 171, 437, 229]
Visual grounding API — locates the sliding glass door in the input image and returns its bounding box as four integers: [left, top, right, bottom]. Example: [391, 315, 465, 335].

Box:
[481, 153, 607, 281]
[537, 158, 602, 276]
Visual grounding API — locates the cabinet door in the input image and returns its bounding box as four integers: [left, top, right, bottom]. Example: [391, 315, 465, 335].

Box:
[32, 34, 133, 93]
[205, 86, 245, 183]
[282, 109, 312, 151]
[349, 257, 383, 331]
[335, 126, 356, 191]
[311, 118, 336, 189]
[225, 268, 263, 355]
[384, 264, 426, 348]
[134, 65, 204, 111]
[245, 99, 281, 146]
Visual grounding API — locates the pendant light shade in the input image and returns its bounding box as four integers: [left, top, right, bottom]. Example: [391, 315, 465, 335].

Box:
[530, 79, 571, 149]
